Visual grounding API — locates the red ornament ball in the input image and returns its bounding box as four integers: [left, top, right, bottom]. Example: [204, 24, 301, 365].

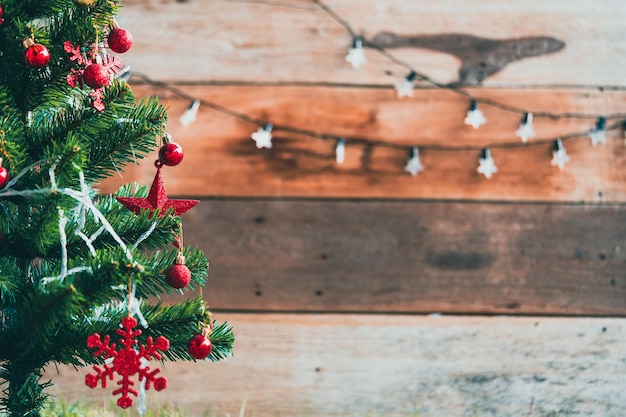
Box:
[159, 142, 184, 166]
[24, 44, 50, 68]
[83, 63, 111, 89]
[187, 334, 212, 360]
[0, 166, 8, 189]
[108, 27, 133, 54]
[166, 263, 191, 288]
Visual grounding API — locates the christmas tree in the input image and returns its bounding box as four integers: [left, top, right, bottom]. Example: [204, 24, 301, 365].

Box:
[0, 1, 234, 416]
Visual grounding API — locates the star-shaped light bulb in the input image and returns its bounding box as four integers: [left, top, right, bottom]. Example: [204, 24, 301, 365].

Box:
[404, 147, 423, 177]
[464, 100, 486, 129]
[345, 37, 366, 69]
[335, 138, 345, 164]
[587, 117, 607, 146]
[180, 100, 200, 127]
[551, 138, 570, 170]
[515, 112, 535, 143]
[251, 123, 273, 149]
[394, 71, 416, 99]
[477, 148, 497, 179]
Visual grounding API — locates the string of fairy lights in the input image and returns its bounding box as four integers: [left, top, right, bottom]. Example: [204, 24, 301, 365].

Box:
[129, 0, 626, 179]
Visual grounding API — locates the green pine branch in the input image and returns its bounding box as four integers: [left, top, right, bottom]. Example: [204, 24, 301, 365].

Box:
[0, 258, 21, 308]
[0, 371, 52, 417]
[47, 298, 234, 367]
[133, 246, 209, 298]
[85, 85, 168, 182]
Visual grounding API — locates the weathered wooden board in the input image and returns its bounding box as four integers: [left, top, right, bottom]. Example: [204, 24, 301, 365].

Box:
[165, 199, 626, 315]
[98, 85, 626, 202]
[46, 314, 626, 417]
[119, 0, 626, 86]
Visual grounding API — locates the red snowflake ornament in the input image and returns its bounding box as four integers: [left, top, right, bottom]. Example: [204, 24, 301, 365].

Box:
[116, 163, 199, 218]
[100, 53, 124, 76]
[64, 41, 86, 87]
[63, 41, 124, 111]
[64, 41, 86, 66]
[85, 316, 170, 409]
[89, 89, 106, 112]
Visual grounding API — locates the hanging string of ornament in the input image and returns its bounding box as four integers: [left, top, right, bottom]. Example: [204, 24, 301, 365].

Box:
[115, 132, 213, 360]
[127, 0, 626, 178]
[86, 133, 213, 412]
[115, 133, 199, 291]
[115, 133, 212, 355]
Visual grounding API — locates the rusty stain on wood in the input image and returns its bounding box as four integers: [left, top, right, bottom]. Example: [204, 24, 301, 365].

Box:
[45, 314, 626, 417]
[425, 250, 495, 270]
[166, 199, 626, 315]
[370, 32, 565, 85]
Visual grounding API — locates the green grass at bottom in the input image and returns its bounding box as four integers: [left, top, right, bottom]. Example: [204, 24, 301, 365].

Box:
[36, 397, 255, 417]
[9, 401, 618, 417]
[3, 397, 212, 417]
[42, 399, 189, 417]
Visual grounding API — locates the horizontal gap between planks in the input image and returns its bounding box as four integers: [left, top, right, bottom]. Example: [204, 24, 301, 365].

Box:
[205, 308, 626, 319]
[174, 195, 626, 207]
[129, 78, 626, 91]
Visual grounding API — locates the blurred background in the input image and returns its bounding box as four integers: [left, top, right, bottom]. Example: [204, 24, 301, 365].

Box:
[49, 1, 626, 416]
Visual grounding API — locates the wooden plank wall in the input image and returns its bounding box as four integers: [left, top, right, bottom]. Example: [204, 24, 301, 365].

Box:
[50, 1, 626, 415]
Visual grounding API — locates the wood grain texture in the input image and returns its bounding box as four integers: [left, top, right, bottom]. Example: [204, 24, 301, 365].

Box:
[168, 199, 626, 315]
[45, 314, 626, 417]
[98, 85, 626, 202]
[119, 0, 626, 86]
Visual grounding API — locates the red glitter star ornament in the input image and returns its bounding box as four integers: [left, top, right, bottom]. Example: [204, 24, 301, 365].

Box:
[85, 316, 169, 409]
[116, 162, 199, 217]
